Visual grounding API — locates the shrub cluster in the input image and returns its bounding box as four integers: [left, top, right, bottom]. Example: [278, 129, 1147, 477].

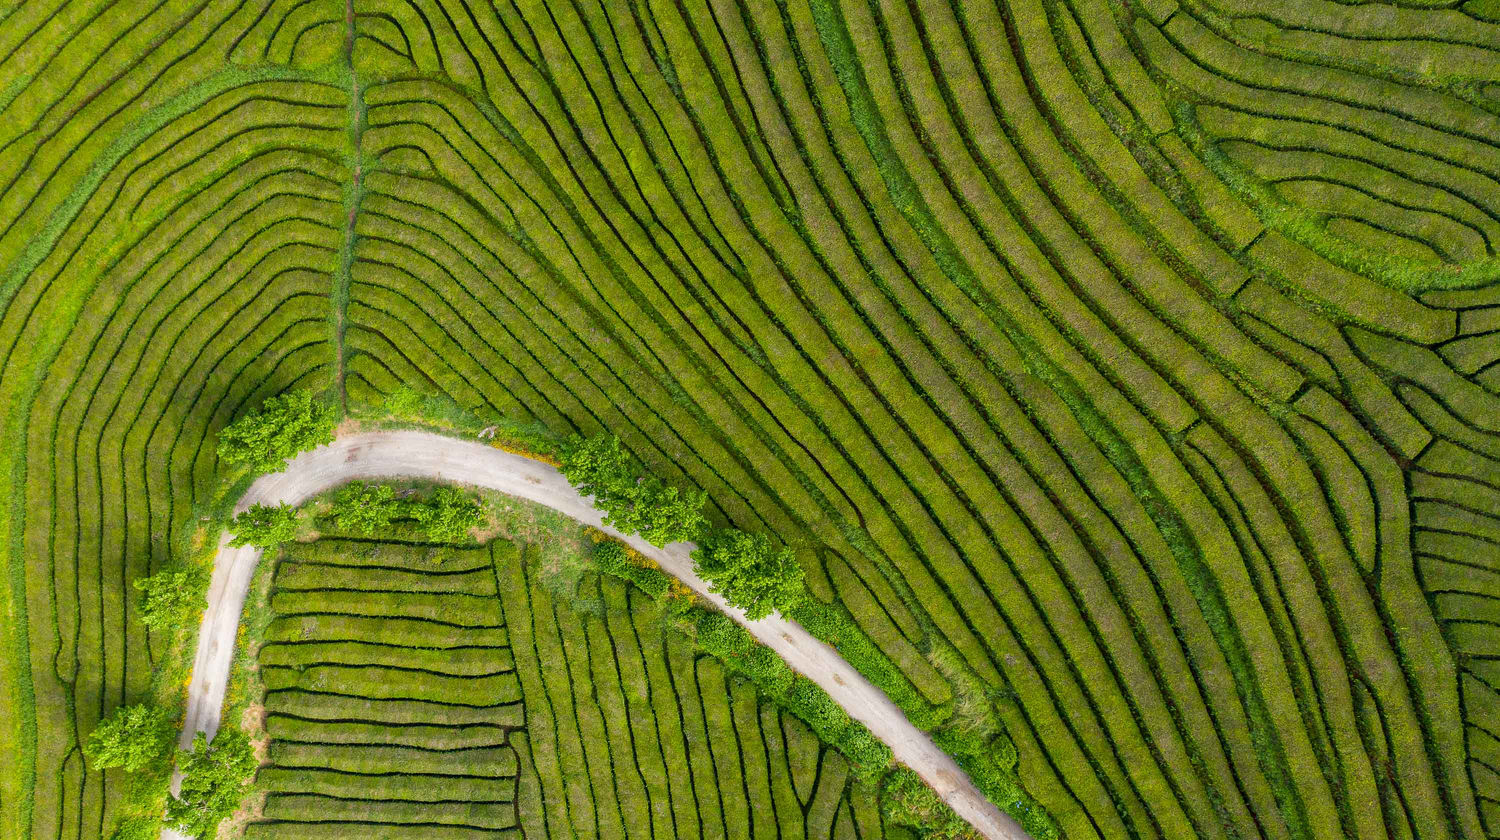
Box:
[559, 433, 707, 546]
[166, 728, 257, 838]
[133, 565, 211, 630]
[229, 502, 299, 548]
[328, 482, 483, 542]
[216, 389, 336, 473]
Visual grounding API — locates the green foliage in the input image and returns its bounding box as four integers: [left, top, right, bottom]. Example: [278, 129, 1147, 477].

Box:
[166, 729, 257, 838]
[785, 675, 851, 737]
[882, 768, 978, 840]
[696, 611, 752, 658]
[228, 503, 299, 549]
[216, 389, 336, 473]
[740, 644, 794, 697]
[692, 528, 805, 620]
[330, 482, 406, 535]
[610, 478, 708, 546]
[592, 541, 671, 598]
[83, 705, 174, 773]
[108, 818, 162, 840]
[412, 486, 482, 542]
[560, 434, 707, 546]
[133, 566, 209, 630]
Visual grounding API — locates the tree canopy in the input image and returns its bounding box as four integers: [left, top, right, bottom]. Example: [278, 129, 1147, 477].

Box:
[82, 704, 174, 773]
[330, 482, 406, 535]
[412, 486, 483, 542]
[228, 502, 299, 548]
[134, 565, 210, 629]
[216, 389, 336, 473]
[166, 728, 257, 838]
[560, 434, 707, 546]
[691, 528, 805, 620]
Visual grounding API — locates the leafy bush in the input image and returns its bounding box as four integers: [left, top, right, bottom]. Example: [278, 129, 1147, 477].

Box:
[838, 727, 893, 777]
[330, 482, 407, 535]
[696, 611, 752, 658]
[133, 565, 209, 629]
[592, 541, 671, 598]
[882, 768, 978, 840]
[83, 704, 174, 773]
[412, 486, 482, 542]
[109, 818, 162, 840]
[228, 502, 299, 548]
[560, 434, 706, 546]
[216, 389, 336, 473]
[740, 644, 794, 697]
[166, 728, 257, 838]
[609, 478, 707, 545]
[692, 528, 805, 620]
[784, 675, 850, 737]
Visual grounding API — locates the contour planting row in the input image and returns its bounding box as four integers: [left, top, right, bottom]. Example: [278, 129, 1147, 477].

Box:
[248, 536, 902, 840]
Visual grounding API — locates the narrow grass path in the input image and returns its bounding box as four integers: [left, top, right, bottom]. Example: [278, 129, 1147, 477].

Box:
[162, 430, 1028, 840]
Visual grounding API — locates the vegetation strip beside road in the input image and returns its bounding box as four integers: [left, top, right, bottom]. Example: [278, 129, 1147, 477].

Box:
[165, 430, 1027, 840]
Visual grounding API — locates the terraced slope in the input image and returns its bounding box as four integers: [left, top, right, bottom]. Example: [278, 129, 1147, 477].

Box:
[1, 1, 1498, 839]
[248, 537, 894, 840]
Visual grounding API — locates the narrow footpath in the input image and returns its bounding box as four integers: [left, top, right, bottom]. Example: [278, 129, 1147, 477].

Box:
[165, 430, 1029, 840]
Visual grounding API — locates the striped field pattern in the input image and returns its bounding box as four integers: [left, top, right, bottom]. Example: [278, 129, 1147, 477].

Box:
[247, 537, 893, 840]
[1, 0, 1498, 839]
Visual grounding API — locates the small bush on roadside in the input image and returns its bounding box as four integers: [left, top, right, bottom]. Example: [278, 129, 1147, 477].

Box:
[166, 728, 257, 838]
[217, 389, 336, 473]
[83, 704, 175, 773]
[229, 502, 299, 548]
[134, 565, 210, 629]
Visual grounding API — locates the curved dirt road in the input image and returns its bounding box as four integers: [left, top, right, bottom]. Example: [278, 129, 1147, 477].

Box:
[168, 430, 1027, 840]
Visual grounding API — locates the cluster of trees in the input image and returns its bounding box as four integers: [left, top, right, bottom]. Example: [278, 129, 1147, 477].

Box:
[216, 389, 336, 473]
[329, 482, 483, 542]
[560, 433, 805, 620]
[84, 705, 255, 839]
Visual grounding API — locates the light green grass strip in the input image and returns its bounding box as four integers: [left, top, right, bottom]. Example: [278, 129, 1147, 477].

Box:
[0, 62, 341, 840]
[803, 2, 1310, 839]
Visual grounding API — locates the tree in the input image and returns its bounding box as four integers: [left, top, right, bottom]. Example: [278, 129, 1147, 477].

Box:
[330, 482, 407, 534]
[134, 565, 210, 629]
[216, 389, 336, 473]
[166, 728, 257, 838]
[558, 433, 636, 503]
[83, 704, 174, 773]
[691, 528, 805, 620]
[228, 502, 299, 548]
[882, 768, 979, 840]
[414, 486, 483, 542]
[560, 434, 707, 546]
[610, 478, 707, 545]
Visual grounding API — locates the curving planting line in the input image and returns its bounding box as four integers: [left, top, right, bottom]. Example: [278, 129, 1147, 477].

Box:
[163, 429, 1027, 840]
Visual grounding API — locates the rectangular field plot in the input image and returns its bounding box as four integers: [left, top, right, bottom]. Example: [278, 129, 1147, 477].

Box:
[248, 538, 896, 840]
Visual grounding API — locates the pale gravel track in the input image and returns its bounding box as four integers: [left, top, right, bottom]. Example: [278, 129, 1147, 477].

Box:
[164, 430, 1027, 840]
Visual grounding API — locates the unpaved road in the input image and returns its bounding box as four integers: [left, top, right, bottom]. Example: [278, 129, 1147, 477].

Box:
[166, 430, 1028, 840]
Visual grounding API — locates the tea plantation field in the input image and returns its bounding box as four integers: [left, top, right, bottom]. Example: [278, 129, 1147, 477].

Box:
[2, 0, 1499, 839]
[245, 537, 893, 840]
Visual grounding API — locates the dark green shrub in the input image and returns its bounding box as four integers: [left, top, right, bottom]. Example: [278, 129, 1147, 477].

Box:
[228, 502, 299, 548]
[166, 728, 257, 838]
[413, 486, 482, 542]
[692, 528, 805, 620]
[784, 675, 850, 738]
[741, 644, 794, 697]
[83, 704, 175, 772]
[560, 434, 707, 546]
[838, 727, 892, 778]
[330, 482, 407, 535]
[216, 389, 336, 473]
[696, 611, 752, 658]
[134, 565, 210, 629]
[881, 767, 977, 840]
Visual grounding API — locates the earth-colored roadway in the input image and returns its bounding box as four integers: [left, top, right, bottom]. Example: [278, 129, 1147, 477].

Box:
[164, 430, 1026, 840]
